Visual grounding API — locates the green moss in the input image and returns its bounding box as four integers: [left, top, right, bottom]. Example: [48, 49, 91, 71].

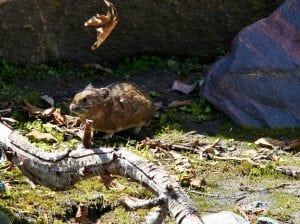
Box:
[97, 207, 147, 224]
[0, 60, 19, 83]
[266, 192, 300, 221]
[154, 126, 186, 143]
[0, 168, 112, 223]
[189, 194, 213, 211]
[248, 163, 279, 182]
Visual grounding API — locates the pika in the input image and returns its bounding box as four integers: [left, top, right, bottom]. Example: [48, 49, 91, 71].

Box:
[69, 82, 155, 138]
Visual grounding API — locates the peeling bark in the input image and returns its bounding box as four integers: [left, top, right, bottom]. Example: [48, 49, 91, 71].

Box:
[0, 122, 203, 224]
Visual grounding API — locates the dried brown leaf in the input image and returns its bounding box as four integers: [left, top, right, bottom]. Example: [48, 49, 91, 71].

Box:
[99, 174, 125, 190]
[65, 115, 82, 128]
[75, 203, 89, 224]
[24, 102, 58, 120]
[255, 137, 286, 149]
[50, 108, 66, 126]
[42, 107, 56, 116]
[169, 151, 192, 173]
[139, 138, 170, 150]
[26, 130, 57, 143]
[168, 100, 192, 108]
[191, 140, 200, 148]
[24, 98, 68, 126]
[84, 14, 110, 27]
[171, 80, 196, 95]
[189, 175, 206, 189]
[84, 0, 118, 49]
[119, 195, 152, 211]
[82, 63, 113, 74]
[23, 100, 45, 115]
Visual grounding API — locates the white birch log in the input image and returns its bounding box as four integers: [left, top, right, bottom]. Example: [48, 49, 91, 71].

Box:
[0, 122, 204, 224]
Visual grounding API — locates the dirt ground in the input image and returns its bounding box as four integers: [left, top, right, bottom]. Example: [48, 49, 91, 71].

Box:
[1, 67, 300, 223]
[19, 69, 220, 134]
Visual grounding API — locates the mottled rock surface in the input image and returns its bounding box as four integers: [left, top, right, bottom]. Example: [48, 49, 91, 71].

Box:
[0, 0, 283, 64]
[0, 211, 9, 224]
[201, 0, 300, 127]
[202, 211, 249, 224]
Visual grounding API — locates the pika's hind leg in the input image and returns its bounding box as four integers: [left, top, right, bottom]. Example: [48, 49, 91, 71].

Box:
[134, 126, 142, 134]
[103, 132, 114, 139]
[133, 122, 148, 134]
[144, 120, 152, 127]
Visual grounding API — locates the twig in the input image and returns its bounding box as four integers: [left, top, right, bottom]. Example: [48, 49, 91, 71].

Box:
[24, 178, 36, 189]
[0, 109, 12, 116]
[210, 138, 220, 148]
[275, 166, 300, 178]
[190, 190, 221, 198]
[0, 117, 18, 127]
[171, 144, 198, 152]
[213, 156, 262, 167]
[119, 196, 167, 210]
[266, 183, 295, 191]
[235, 195, 247, 203]
[82, 119, 93, 148]
[236, 206, 250, 223]
[190, 190, 247, 200]
[82, 63, 113, 74]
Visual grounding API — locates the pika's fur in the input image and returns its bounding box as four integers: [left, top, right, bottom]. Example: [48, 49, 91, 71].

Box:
[69, 82, 155, 137]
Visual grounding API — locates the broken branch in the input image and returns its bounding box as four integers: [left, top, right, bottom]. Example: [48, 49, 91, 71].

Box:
[0, 122, 203, 223]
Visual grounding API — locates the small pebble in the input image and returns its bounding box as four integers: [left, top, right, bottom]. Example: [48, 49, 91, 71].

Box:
[93, 194, 102, 199]
[257, 217, 279, 224]
[245, 201, 270, 212]
[0, 181, 6, 193]
[0, 150, 7, 163]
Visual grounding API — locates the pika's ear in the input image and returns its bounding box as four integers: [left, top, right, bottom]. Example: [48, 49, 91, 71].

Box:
[85, 84, 94, 90]
[97, 88, 110, 100]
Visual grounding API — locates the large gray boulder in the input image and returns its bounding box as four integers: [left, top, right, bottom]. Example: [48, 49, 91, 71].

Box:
[201, 0, 300, 127]
[0, 0, 283, 64]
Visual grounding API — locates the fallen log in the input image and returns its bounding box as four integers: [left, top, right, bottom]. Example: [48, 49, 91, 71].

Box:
[0, 122, 203, 224]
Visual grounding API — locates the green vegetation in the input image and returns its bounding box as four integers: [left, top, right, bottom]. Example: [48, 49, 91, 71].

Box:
[0, 57, 299, 223]
[159, 98, 218, 125]
[115, 55, 205, 78]
[16, 120, 79, 152]
[0, 60, 19, 83]
[266, 192, 300, 221]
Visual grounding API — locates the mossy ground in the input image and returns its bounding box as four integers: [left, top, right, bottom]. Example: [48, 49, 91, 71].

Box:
[0, 58, 299, 223]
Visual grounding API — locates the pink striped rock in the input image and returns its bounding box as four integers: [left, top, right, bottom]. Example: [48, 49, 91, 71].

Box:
[201, 0, 300, 127]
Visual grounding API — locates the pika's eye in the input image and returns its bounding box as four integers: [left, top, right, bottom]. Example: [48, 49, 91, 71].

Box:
[81, 98, 87, 103]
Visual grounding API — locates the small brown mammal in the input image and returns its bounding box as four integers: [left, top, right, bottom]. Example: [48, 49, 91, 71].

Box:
[69, 82, 155, 138]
